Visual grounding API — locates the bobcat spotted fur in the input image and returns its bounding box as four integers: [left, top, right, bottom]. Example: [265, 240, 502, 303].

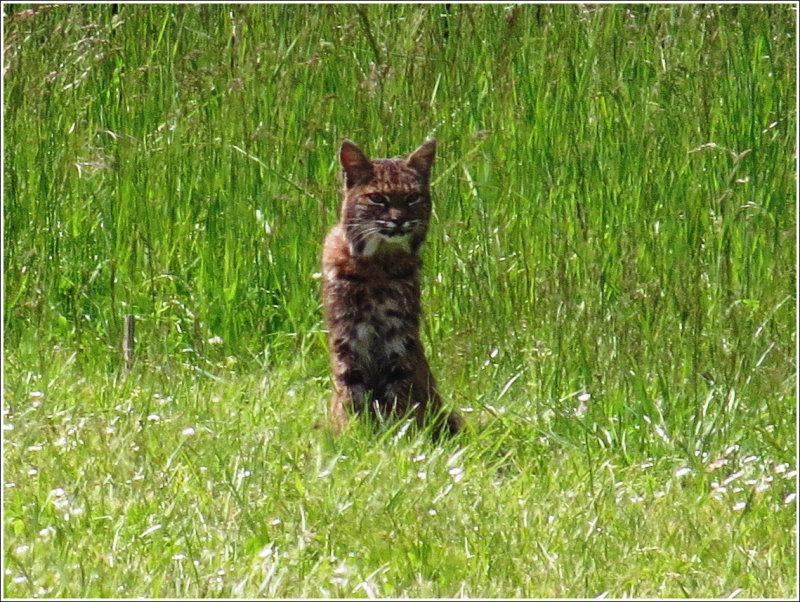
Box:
[321, 139, 463, 438]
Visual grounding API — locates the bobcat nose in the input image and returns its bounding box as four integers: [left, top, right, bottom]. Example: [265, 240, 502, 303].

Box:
[387, 208, 406, 227]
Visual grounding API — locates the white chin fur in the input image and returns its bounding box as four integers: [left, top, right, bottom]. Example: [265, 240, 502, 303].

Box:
[358, 233, 411, 257]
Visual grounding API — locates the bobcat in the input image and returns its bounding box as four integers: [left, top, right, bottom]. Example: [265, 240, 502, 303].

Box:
[321, 138, 463, 439]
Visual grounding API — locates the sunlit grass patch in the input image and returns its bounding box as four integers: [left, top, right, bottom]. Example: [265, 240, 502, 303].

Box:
[4, 3, 796, 598]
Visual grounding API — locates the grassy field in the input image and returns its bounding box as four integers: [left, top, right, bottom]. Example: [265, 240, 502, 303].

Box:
[3, 3, 797, 598]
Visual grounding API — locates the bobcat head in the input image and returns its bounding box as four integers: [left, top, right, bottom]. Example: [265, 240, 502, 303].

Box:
[339, 139, 436, 257]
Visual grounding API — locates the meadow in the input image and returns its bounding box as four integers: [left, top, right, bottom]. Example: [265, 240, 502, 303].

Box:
[3, 3, 797, 598]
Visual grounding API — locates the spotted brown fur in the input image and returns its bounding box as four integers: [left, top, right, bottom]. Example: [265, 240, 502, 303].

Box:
[321, 139, 463, 438]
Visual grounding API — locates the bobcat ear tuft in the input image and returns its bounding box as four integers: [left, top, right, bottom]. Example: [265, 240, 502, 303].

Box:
[407, 138, 436, 178]
[340, 139, 373, 188]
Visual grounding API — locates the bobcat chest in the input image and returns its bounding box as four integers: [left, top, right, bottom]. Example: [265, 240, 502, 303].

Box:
[344, 279, 418, 364]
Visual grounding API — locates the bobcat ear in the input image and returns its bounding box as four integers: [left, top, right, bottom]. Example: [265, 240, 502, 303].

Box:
[340, 139, 373, 188]
[407, 138, 436, 178]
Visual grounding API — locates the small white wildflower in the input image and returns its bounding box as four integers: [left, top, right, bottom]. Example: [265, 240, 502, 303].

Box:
[181, 426, 196, 437]
[207, 335, 223, 345]
[269, 517, 281, 526]
[784, 493, 796, 505]
[577, 392, 591, 403]
[723, 470, 745, 486]
[147, 414, 161, 422]
[654, 424, 671, 443]
[139, 523, 162, 537]
[51, 487, 66, 498]
[259, 545, 274, 558]
[448, 466, 465, 482]
[675, 467, 692, 478]
[428, 508, 437, 516]
[172, 553, 186, 561]
[732, 501, 746, 511]
[15, 545, 30, 555]
[30, 391, 45, 399]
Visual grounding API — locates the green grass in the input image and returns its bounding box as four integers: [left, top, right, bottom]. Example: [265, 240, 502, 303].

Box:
[3, 3, 796, 598]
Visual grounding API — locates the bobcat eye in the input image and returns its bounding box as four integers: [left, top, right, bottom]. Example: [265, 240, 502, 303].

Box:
[366, 193, 390, 206]
[406, 193, 423, 206]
